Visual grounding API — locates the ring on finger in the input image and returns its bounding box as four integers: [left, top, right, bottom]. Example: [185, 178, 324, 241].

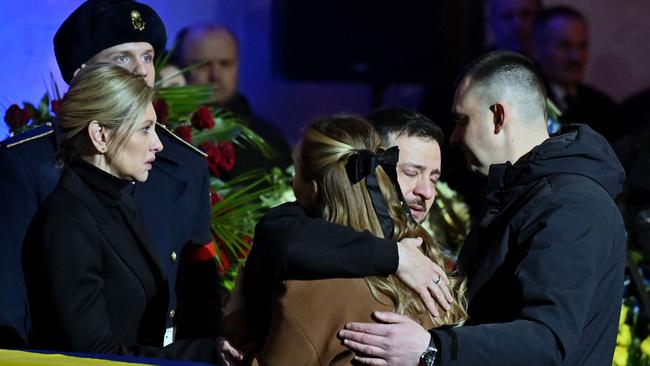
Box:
[434, 275, 441, 285]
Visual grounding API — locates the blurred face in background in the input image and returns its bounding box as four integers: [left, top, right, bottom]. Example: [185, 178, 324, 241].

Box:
[181, 28, 239, 104]
[533, 16, 589, 90]
[488, 0, 540, 54]
[158, 64, 187, 87]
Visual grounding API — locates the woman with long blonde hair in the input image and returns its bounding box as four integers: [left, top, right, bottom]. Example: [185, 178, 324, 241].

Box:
[229, 114, 466, 365]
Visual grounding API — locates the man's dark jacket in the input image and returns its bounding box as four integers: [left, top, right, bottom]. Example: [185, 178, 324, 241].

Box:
[0, 123, 221, 348]
[431, 124, 626, 365]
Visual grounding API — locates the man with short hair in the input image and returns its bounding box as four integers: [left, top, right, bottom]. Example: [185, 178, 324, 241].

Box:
[531, 6, 620, 141]
[177, 25, 239, 106]
[338, 51, 626, 365]
[368, 107, 443, 223]
[0, 0, 221, 353]
[174, 24, 292, 176]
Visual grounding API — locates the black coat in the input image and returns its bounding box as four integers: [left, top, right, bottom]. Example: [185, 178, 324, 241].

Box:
[0, 123, 221, 348]
[431, 125, 626, 365]
[22, 163, 217, 362]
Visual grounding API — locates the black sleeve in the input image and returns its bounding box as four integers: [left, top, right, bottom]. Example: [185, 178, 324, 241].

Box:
[175, 160, 223, 340]
[240, 202, 399, 349]
[253, 201, 398, 281]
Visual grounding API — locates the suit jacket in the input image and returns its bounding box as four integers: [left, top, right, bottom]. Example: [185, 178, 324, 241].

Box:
[0, 123, 221, 348]
[226, 278, 433, 366]
[550, 83, 621, 142]
[22, 165, 217, 362]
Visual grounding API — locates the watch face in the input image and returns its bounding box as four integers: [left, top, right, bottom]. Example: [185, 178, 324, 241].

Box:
[420, 348, 438, 366]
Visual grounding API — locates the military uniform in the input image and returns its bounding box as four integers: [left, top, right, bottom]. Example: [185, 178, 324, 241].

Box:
[0, 0, 221, 349]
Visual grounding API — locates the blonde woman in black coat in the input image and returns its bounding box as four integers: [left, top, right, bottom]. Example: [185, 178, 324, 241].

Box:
[22, 64, 232, 363]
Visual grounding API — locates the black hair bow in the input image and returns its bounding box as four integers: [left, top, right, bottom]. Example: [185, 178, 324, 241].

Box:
[345, 146, 399, 185]
[344, 146, 411, 239]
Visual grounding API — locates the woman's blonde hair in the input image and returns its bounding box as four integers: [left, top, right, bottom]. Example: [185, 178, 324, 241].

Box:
[56, 63, 155, 165]
[297, 114, 467, 327]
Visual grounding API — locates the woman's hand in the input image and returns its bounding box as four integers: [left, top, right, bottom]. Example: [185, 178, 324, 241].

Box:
[218, 337, 245, 366]
[396, 237, 454, 317]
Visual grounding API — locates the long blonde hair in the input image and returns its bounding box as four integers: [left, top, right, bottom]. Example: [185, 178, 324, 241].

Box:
[56, 63, 155, 165]
[297, 115, 467, 327]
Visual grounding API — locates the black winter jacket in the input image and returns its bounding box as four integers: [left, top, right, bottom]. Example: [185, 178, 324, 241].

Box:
[432, 124, 626, 365]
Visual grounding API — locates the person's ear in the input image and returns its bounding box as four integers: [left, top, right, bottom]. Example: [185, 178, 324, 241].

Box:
[490, 103, 506, 134]
[87, 120, 109, 153]
[310, 180, 319, 202]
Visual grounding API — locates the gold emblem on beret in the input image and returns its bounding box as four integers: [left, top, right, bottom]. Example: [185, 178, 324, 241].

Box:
[131, 10, 145, 31]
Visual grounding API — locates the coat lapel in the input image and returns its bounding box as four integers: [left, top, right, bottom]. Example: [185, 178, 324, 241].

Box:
[117, 192, 167, 284]
[60, 169, 163, 299]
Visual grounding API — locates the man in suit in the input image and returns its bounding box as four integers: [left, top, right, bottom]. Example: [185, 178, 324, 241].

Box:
[531, 5, 621, 141]
[173, 24, 293, 176]
[338, 51, 625, 365]
[0, 0, 221, 349]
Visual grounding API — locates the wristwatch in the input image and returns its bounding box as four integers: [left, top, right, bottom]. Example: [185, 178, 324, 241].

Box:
[419, 333, 438, 366]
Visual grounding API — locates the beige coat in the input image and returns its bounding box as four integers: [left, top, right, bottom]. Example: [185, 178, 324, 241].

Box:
[226, 278, 433, 366]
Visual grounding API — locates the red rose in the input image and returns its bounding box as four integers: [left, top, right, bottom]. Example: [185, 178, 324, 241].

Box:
[201, 141, 222, 178]
[153, 99, 168, 124]
[209, 187, 223, 206]
[191, 106, 215, 130]
[4, 104, 31, 132]
[217, 141, 236, 172]
[50, 99, 62, 115]
[174, 126, 193, 143]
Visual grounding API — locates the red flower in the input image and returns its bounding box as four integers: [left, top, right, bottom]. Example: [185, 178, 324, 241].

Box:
[153, 99, 168, 124]
[191, 106, 215, 130]
[4, 104, 32, 132]
[174, 126, 193, 143]
[218, 248, 230, 272]
[201, 141, 222, 178]
[50, 99, 62, 115]
[209, 187, 223, 206]
[217, 141, 236, 172]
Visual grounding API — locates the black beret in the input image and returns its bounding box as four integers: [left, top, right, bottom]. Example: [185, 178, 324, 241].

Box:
[54, 0, 167, 83]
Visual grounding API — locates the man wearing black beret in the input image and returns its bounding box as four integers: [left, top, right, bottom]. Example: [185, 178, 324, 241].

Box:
[0, 0, 226, 361]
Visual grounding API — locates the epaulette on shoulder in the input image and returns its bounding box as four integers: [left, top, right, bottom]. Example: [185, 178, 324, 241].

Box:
[2, 122, 54, 149]
[156, 122, 207, 158]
